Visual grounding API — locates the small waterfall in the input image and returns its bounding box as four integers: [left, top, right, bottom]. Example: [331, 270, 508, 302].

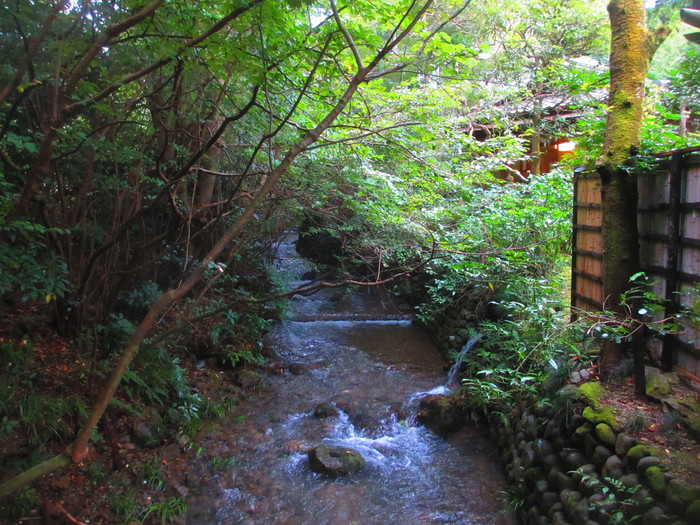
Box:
[446, 333, 483, 386]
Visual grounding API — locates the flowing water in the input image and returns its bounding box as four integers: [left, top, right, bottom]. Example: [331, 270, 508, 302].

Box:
[190, 238, 516, 525]
[446, 334, 484, 387]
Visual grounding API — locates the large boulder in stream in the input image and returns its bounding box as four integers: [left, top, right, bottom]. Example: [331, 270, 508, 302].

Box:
[416, 394, 466, 436]
[308, 445, 365, 477]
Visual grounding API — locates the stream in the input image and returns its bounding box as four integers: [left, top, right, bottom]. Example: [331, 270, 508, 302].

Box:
[189, 237, 516, 524]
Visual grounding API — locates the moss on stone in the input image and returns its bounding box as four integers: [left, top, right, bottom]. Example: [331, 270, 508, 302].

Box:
[686, 414, 700, 443]
[626, 444, 659, 466]
[573, 422, 593, 444]
[665, 479, 700, 514]
[645, 367, 678, 401]
[686, 499, 700, 523]
[644, 466, 666, 496]
[576, 382, 606, 409]
[595, 422, 617, 446]
[582, 405, 623, 432]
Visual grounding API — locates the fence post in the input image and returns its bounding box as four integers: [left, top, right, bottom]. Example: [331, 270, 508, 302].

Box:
[661, 150, 683, 371]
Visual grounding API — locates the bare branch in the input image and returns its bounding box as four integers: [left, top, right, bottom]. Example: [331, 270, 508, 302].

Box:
[306, 121, 421, 150]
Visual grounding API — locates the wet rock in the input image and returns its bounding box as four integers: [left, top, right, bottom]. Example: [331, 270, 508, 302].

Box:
[387, 402, 407, 422]
[287, 363, 308, 375]
[307, 445, 365, 477]
[541, 491, 559, 513]
[572, 496, 590, 524]
[619, 472, 641, 489]
[313, 402, 339, 418]
[347, 411, 383, 434]
[131, 408, 165, 448]
[415, 394, 465, 436]
[533, 438, 554, 464]
[234, 369, 262, 389]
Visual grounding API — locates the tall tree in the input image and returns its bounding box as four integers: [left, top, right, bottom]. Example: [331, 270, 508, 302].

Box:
[596, 0, 670, 384]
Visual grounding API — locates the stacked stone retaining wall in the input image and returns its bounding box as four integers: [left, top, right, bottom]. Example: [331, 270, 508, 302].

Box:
[488, 383, 700, 525]
[415, 289, 700, 524]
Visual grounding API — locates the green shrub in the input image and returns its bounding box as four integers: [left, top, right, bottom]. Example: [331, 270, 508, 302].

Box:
[0, 486, 40, 521]
[16, 390, 87, 445]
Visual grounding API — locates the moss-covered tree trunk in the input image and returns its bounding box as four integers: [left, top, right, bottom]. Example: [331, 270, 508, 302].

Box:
[597, 0, 666, 389]
[597, 0, 648, 381]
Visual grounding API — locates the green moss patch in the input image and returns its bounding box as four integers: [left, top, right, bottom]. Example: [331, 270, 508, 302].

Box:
[644, 466, 666, 496]
[582, 405, 623, 432]
[626, 444, 659, 466]
[576, 382, 606, 409]
[686, 499, 700, 523]
[665, 478, 700, 514]
[595, 423, 617, 446]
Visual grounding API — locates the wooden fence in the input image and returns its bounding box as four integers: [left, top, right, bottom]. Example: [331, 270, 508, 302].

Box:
[572, 147, 700, 381]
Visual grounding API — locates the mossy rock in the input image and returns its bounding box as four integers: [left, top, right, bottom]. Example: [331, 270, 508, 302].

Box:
[573, 422, 593, 444]
[645, 366, 679, 401]
[582, 405, 623, 432]
[576, 381, 606, 409]
[645, 466, 667, 496]
[131, 408, 165, 448]
[665, 479, 700, 514]
[308, 445, 365, 477]
[642, 506, 672, 525]
[686, 499, 700, 523]
[595, 422, 617, 446]
[685, 414, 700, 443]
[626, 444, 659, 466]
[637, 455, 663, 475]
[415, 393, 466, 436]
[676, 397, 700, 415]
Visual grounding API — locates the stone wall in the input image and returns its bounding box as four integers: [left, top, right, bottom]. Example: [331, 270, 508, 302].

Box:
[489, 382, 700, 525]
[419, 299, 487, 356]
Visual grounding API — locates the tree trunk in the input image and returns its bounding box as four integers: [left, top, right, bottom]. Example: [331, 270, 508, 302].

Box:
[596, 0, 655, 384]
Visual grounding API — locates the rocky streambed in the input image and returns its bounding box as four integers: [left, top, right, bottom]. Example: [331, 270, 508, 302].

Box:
[185, 237, 515, 524]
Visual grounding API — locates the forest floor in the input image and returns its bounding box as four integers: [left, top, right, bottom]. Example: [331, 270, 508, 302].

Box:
[592, 373, 700, 488]
[0, 303, 258, 525]
[1, 315, 700, 524]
